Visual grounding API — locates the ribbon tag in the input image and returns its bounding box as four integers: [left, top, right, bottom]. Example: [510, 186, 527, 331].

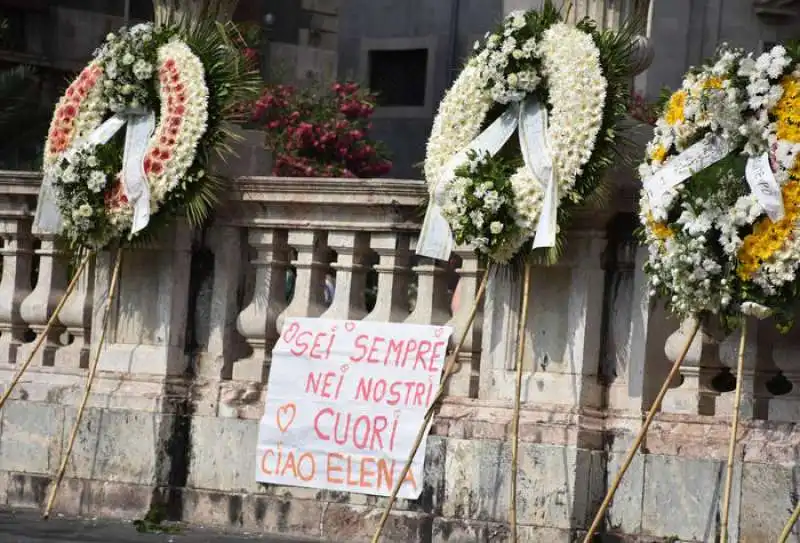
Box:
[745, 153, 784, 222]
[122, 111, 155, 234]
[518, 98, 557, 249]
[643, 136, 733, 207]
[32, 111, 154, 236]
[417, 104, 521, 260]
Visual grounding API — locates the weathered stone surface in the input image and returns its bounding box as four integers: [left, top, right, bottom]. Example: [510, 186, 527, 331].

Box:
[442, 438, 600, 529]
[641, 455, 722, 541]
[188, 416, 260, 493]
[0, 401, 63, 475]
[5, 473, 52, 510]
[62, 407, 166, 485]
[321, 503, 431, 543]
[739, 462, 797, 542]
[607, 452, 645, 534]
[432, 517, 574, 542]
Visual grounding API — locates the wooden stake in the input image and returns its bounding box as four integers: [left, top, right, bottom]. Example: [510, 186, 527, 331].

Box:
[0, 252, 93, 412]
[778, 501, 800, 542]
[510, 261, 533, 541]
[583, 319, 701, 542]
[371, 267, 490, 543]
[43, 249, 123, 520]
[720, 319, 748, 543]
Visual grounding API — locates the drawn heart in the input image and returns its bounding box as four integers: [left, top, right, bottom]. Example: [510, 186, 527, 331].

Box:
[435, 327, 445, 338]
[344, 321, 356, 332]
[276, 403, 297, 433]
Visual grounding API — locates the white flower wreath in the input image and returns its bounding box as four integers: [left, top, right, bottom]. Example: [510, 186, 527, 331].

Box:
[417, 5, 636, 264]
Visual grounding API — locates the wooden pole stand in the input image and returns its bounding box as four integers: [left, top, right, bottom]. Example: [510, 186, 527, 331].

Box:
[583, 320, 701, 542]
[510, 261, 533, 542]
[370, 267, 490, 543]
[720, 319, 748, 543]
[43, 249, 123, 520]
[0, 252, 93, 412]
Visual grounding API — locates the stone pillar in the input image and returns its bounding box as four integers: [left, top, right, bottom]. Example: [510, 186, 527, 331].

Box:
[93, 224, 192, 376]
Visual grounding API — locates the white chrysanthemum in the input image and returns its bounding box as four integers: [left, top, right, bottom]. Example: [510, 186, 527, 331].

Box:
[514, 23, 606, 226]
[424, 62, 493, 192]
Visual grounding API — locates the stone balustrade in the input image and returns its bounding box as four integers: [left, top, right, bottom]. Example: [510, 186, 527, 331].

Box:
[0, 169, 799, 541]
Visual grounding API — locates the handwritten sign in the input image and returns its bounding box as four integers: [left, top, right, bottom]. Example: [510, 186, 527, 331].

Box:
[255, 318, 453, 499]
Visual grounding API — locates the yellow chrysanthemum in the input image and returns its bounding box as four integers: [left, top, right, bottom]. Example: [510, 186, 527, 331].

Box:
[646, 212, 674, 241]
[773, 76, 800, 143]
[664, 90, 687, 126]
[650, 144, 667, 163]
[702, 76, 724, 90]
[737, 76, 800, 280]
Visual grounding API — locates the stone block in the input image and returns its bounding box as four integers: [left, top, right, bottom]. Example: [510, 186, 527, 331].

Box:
[442, 438, 597, 529]
[641, 455, 722, 541]
[0, 401, 64, 474]
[181, 488, 325, 537]
[739, 462, 797, 542]
[0, 470, 7, 505]
[84, 480, 152, 519]
[606, 452, 645, 534]
[187, 416, 260, 493]
[63, 407, 165, 485]
[5, 473, 51, 509]
[431, 518, 571, 542]
[321, 502, 431, 543]
[243, 494, 324, 537]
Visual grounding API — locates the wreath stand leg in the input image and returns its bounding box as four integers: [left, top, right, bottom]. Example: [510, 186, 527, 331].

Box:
[0, 252, 93, 412]
[370, 267, 490, 543]
[510, 261, 533, 542]
[43, 249, 123, 520]
[779, 502, 800, 542]
[583, 319, 701, 543]
[720, 319, 748, 543]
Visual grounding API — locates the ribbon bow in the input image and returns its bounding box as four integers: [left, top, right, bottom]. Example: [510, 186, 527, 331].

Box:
[34, 108, 156, 236]
[417, 97, 557, 261]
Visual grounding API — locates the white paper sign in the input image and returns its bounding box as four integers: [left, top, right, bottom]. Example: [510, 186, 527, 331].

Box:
[255, 318, 453, 499]
[643, 136, 733, 206]
[745, 153, 784, 222]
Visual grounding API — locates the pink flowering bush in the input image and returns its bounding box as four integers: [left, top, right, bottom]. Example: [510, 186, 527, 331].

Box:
[249, 81, 392, 178]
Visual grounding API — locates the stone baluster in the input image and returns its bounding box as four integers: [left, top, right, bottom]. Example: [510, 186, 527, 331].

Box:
[200, 225, 244, 380]
[0, 200, 33, 366]
[405, 237, 451, 327]
[320, 231, 370, 321]
[54, 255, 94, 369]
[234, 228, 289, 383]
[364, 232, 411, 323]
[275, 230, 329, 331]
[444, 246, 484, 398]
[718, 318, 774, 419]
[767, 328, 800, 421]
[661, 317, 727, 416]
[18, 234, 67, 367]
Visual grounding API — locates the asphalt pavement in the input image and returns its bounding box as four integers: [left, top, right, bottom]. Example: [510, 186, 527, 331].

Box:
[0, 508, 318, 543]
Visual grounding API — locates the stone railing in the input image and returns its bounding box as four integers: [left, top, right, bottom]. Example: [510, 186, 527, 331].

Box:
[1, 169, 800, 541]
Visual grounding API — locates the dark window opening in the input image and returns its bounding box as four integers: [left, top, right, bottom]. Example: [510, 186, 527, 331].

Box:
[368, 48, 428, 107]
[0, 7, 26, 52]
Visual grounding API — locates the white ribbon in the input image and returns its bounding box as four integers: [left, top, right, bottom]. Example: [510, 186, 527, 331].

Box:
[33, 110, 155, 236]
[644, 137, 785, 224]
[417, 99, 559, 260]
[518, 99, 556, 249]
[643, 136, 733, 208]
[417, 104, 521, 260]
[745, 153, 784, 222]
